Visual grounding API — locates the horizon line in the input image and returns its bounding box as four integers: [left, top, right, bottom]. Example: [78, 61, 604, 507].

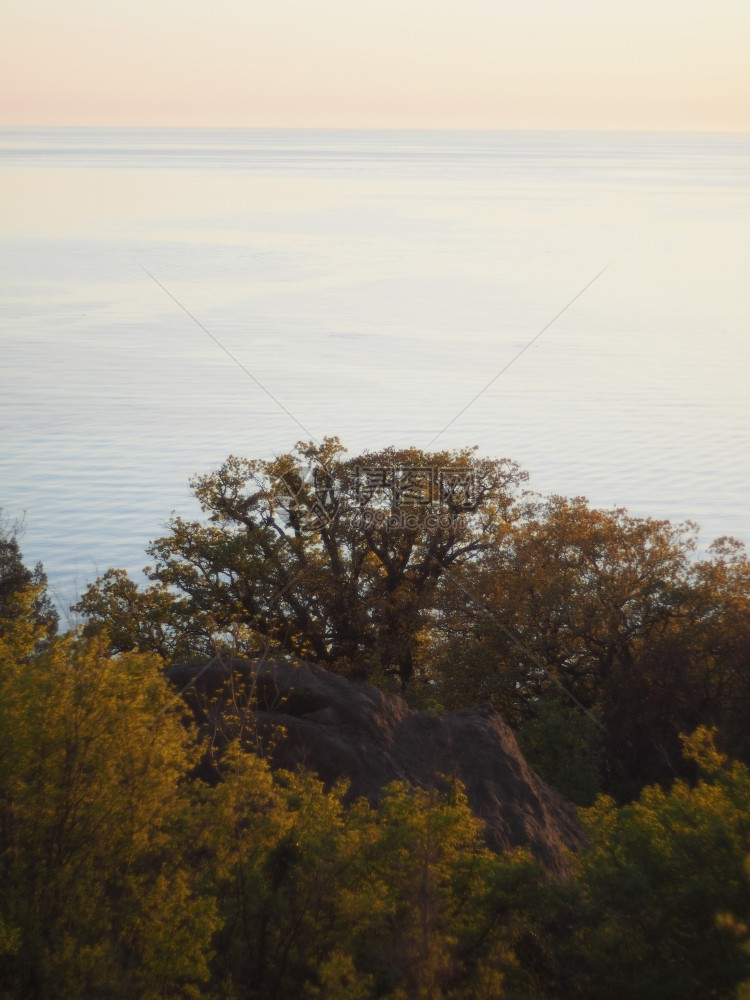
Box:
[3, 123, 750, 135]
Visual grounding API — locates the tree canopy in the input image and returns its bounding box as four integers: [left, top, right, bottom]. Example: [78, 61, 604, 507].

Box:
[76, 437, 528, 687]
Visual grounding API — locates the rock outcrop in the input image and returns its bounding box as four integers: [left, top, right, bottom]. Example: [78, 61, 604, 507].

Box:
[168, 657, 586, 876]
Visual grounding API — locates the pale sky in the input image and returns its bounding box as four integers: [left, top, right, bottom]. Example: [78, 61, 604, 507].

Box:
[1, 0, 749, 129]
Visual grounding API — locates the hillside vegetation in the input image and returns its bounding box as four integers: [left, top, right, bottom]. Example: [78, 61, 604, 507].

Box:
[2, 441, 750, 998]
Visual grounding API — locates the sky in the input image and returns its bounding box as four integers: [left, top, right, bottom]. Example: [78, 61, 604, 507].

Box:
[1, 0, 749, 129]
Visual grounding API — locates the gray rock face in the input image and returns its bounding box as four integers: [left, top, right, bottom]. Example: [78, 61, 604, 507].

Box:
[168, 657, 586, 876]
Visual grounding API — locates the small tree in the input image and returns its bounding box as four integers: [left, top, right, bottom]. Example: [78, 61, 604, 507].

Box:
[0, 509, 57, 643]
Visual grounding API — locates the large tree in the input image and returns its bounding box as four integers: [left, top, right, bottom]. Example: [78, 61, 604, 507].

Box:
[76, 438, 528, 686]
[431, 495, 698, 719]
[0, 584, 220, 998]
[431, 495, 750, 796]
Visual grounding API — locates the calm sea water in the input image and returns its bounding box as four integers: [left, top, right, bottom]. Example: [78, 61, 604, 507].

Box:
[1, 128, 749, 612]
